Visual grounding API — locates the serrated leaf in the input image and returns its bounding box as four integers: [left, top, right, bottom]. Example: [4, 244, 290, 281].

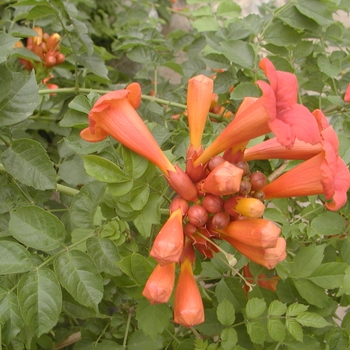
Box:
[267, 318, 285, 342]
[277, 5, 319, 31]
[215, 278, 246, 312]
[135, 299, 171, 341]
[337, 266, 350, 296]
[68, 95, 92, 114]
[0, 240, 35, 274]
[290, 244, 325, 278]
[86, 237, 122, 276]
[268, 300, 287, 317]
[0, 70, 39, 126]
[17, 269, 62, 337]
[296, 312, 330, 328]
[127, 329, 163, 350]
[220, 328, 238, 350]
[310, 212, 346, 238]
[295, 0, 333, 26]
[307, 262, 348, 289]
[220, 40, 255, 68]
[70, 181, 106, 229]
[0, 33, 21, 63]
[83, 155, 129, 183]
[245, 298, 266, 319]
[216, 299, 235, 326]
[246, 320, 266, 345]
[192, 17, 220, 32]
[317, 55, 341, 78]
[286, 303, 309, 317]
[127, 46, 158, 64]
[293, 279, 329, 308]
[2, 139, 56, 190]
[0, 292, 23, 344]
[263, 22, 302, 46]
[130, 253, 154, 285]
[54, 250, 103, 310]
[230, 82, 261, 100]
[9, 205, 66, 252]
[122, 147, 150, 180]
[286, 318, 303, 342]
[76, 53, 109, 79]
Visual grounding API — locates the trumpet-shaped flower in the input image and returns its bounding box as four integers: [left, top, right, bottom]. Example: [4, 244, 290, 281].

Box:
[242, 265, 279, 292]
[142, 263, 175, 304]
[216, 218, 281, 249]
[173, 258, 204, 327]
[259, 58, 321, 148]
[150, 208, 184, 266]
[187, 75, 213, 150]
[344, 83, 350, 102]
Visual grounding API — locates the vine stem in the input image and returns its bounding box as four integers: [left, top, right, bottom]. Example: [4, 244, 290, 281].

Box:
[123, 310, 133, 348]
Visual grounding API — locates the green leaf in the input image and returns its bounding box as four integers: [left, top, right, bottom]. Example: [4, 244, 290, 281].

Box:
[0, 240, 35, 274]
[122, 147, 150, 180]
[295, 0, 333, 26]
[307, 262, 348, 288]
[127, 329, 163, 350]
[0, 69, 39, 126]
[70, 181, 106, 229]
[310, 212, 346, 237]
[290, 244, 325, 278]
[54, 250, 104, 310]
[286, 303, 309, 317]
[127, 46, 158, 64]
[293, 279, 329, 308]
[263, 22, 302, 46]
[134, 193, 161, 238]
[192, 17, 220, 32]
[86, 237, 122, 276]
[230, 82, 261, 100]
[317, 55, 341, 78]
[295, 312, 330, 328]
[216, 299, 235, 326]
[131, 253, 154, 285]
[0, 33, 20, 63]
[328, 329, 350, 350]
[286, 318, 303, 342]
[0, 292, 23, 344]
[245, 298, 266, 319]
[277, 5, 319, 31]
[83, 155, 129, 183]
[135, 299, 171, 341]
[220, 40, 255, 68]
[215, 278, 246, 311]
[68, 95, 92, 114]
[76, 53, 109, 79]
[9, 205, 66, 252]
[195, 308, 225, 336]
[2, 139, 56, 190]
[17, 269, 62, 337]
[267, 318, 285, 342]
[246, 320, 266, 345]
[337, 267, 350, 296]
[268, 300, 287, 317]
[220, 328, 238, 350]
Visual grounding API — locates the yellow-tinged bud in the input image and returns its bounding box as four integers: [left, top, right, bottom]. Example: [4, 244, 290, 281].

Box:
[234, 198, 265, 218]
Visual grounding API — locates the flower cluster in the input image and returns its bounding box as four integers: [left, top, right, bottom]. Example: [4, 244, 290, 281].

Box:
[81, 58, 350, 327]
[16, 27, 65, 71]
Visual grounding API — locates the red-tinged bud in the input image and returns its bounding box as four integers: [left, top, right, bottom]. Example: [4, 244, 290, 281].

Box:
[196, 181, 206, 197]
[183, 222, 197, 239]
[186, 145, 207, 182]
[174, 258, 204, 327]
[208, 155, 225, 171]
[150, 208, 184, 265]
[47, 33, 61, 50]
[33, 27, 43, 45]
[41, 42, 48, 53]
[32, 44, 44, 59]
[26, 37, 33, 50]
[253, 190, 265, 200]
[210, 211, 230, 230]
[187, 205, 208, 227]
[42, 32, 50, 42]
[202, 161, 244, 196]
[202, 194, 224, 214]
[142, 263, 175, 304]
[170, 196, 189, 216]
[167, 164, 199, 202]
[234, 198, 265, 218]
[239, 180, 252, 195]
[56, 52, 66, 64]
[235, 161, 250, 175]
[45, 54, 57, 68]
[224, 195, 244, 217]
[250, 171, 267, 191]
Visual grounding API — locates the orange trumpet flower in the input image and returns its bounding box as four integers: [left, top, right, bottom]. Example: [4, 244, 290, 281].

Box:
[142, 263, 175, 304]
[173, 257, 204, 327]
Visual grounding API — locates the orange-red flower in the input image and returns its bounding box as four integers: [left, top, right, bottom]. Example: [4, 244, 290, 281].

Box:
[187, 75, 213, 150]
[173, 257, 204, 327]
[234, 198, 265, 218]
[150, 208, 184, 266]
[242, 265, 279, 293]
[344, 83, 350, 102]
[142, 263, 175, 304]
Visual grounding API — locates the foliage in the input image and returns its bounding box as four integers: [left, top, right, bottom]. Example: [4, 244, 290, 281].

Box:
[0, 0, 350, 349]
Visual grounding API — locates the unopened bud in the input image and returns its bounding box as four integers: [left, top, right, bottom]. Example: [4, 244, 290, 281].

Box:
[250, 171, 267, 191]
[208, 156, 225, 171]
[239, 180, 252, 195]
[253, 190, 265, 201]
[45, 54, 57, 67]
[235, 161, 250, 175]
[210, 212, 230, 230]
[56, 53, 66, 65]
[202, 194, 224, 214]
[170, 196, 189, 216]
[187, 205, 208, 227]
[234, 198, 265, 218]
[224, 195, 244, 217]
[226, 254, 237, 267]
[47, 33, 61, 50]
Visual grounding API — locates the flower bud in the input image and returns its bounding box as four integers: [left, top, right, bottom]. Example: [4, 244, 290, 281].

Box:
[235, 161, 250, 175]
[234, 198, 265, 218]
[202, 194, 224, 214]
[47, 33, 61, 50]
[250, 171, 267, 191]
[170, 196, 189, 216]
[45, 53, 57, 68]
[187, 205, 208, 227]
[208, 155, 225, 171]
[223, 195, 244, 217]
[56, 53, 66, 64]
[186, 145, 207, 182]
[239, 180, 252, 195]
[202, 161, 244, 196]
[142, 263, 175, 304]
[150, 208, 184, 265]
[210, 211, 230, 230]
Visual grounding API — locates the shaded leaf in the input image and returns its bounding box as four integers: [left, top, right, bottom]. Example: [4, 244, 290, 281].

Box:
[295, 312, 331, 328]
[216, 299, 235, 326]
[245, 298, 266, 319]
[267, 318, 285, 342]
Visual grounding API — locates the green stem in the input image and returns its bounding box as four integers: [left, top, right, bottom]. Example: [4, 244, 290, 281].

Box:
[56, 183, 80, 197]
[123, 310, 133, 348]
[189, 326, 202, 339]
